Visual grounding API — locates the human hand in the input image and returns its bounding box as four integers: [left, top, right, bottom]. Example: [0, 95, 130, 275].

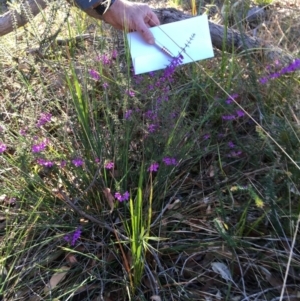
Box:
[102, 0, 160, 44]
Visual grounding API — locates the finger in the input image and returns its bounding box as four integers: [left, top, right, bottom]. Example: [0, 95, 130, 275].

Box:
[146, 11, 160, 27]
[136, 21, 155, 44]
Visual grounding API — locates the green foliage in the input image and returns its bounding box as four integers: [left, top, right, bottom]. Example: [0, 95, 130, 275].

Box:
[253, 0, 273, 6]
[0, 1, 300, 300]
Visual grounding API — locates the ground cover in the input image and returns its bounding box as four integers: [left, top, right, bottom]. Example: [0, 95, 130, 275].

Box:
[0, 0, 300, 300]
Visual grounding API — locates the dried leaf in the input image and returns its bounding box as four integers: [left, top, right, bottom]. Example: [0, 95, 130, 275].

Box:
[65, 253, 78, 266]
[211, 262, 232, 281]
[44, 266, 70, 294]
[103, 188, 114, 213]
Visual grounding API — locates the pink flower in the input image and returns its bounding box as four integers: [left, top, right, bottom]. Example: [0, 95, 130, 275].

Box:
[60, 160, 67, 168]
[36, 113, 52, 128]
[105, 161, 114, 170]
[37, 158, 54, 167]
[111, 49, 118, 59]
[114, 191, 130, 202]
[162, 157, 177, 166]
[72, 158, 83, 167]
[0, 143, 7, 153]
[19, 128, 27, 136]
[89, 69, 100, 81]
[148, 124, 157, 133]
[148, 162, 159, 172]
[125, 89, 135, 97]
[32, 139, 48, 153]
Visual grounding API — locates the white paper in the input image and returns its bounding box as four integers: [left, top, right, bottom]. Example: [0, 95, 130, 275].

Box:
[127, 15, 214, 75]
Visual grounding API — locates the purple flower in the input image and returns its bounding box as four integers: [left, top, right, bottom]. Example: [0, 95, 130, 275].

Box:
[162, 157, 177, 166]
[236, 110, 245, 118]
[103, 82, 109, 89]
[259, 58, 300, 84]
[134, 75, 143, 85]
[144, 110, 157, 120]
[126, 89, 135, 97]
[111, 49, 118, 59]
[114, 192, 122, 202]
[114, 191, 130, 202]
[89, 69, 100, 81]
[161, 54, 184, 82]
[19, 128, 27, 136]
[222, 115, 236, 121]
[105, 161, 114, 170]
[148, 124, 157, 133]
[148, 162, 159, 172]
[0, 142, 7, 153]
[203, 134, 210, 140]
[72, 158, 83, 167]
[280, 58, 300, 74]
[97, 54, 111, 65]
[32, 140, 48, 153]
[60, 160, 67, 168]
[64, 226, 82, 246]
[269, 72, 280, 79]
[122, 191, 130, 201]
[125, 110, 133, 120]
[36, 113, 52, 127]
[228, 141, 235, 148]
[225, 94, 238, 104]
[37, 158, 54, 167]
[259, 77, 269, 84]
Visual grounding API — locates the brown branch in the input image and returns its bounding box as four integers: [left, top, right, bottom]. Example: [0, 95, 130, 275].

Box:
[0, 0, 48, 37]
[153, 8, 294, 65]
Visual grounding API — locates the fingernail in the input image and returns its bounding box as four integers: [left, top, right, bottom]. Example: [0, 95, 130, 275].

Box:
[148, 38, 155, 45]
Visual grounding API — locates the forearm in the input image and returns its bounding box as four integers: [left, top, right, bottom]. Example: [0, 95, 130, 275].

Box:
[69, 0, 160, 44]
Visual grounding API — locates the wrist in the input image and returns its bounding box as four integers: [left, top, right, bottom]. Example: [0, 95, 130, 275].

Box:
[95, 0, 116, 15]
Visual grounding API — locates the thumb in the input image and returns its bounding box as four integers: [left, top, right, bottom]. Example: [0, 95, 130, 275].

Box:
[136, 22, 155, 44]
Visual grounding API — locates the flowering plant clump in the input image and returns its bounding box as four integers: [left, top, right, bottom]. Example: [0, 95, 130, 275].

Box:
[259, 58, 300, 84]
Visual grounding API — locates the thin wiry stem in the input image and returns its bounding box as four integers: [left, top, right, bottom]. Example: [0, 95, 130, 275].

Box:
[279, 210, 300, 301]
